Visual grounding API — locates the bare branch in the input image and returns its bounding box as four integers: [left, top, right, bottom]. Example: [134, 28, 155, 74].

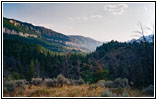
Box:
[133, 22, 147, 43]
[133, 31, 142, 35]
[131, 35, 141, 38]
[146, 25, 154, 34]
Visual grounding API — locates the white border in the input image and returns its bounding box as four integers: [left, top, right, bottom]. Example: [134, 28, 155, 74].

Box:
[1, 1, 156, 99]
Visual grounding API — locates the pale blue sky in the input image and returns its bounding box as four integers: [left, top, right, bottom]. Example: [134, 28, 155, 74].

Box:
[3, 2, 155, 42]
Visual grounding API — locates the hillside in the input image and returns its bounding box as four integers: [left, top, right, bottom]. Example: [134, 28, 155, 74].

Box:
[69, 35, 102, 52]
[3, 17, 101, 52]
[86, 40, 154, 88]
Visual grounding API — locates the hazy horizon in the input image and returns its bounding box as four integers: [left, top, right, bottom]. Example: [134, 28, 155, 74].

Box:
[3, 2, 155, 42]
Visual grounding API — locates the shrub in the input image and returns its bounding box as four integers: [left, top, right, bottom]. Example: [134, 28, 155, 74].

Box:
[97, 80, 105, 87]
[3, 80, 26, 95]
[104, 81, 113, 88]
[77, 78, 85, 85]
[3, 80, 16, 94]
[56, 74, 68, 87]
[70, 80, 77, 85]
[101, 89, 113, 97]
[121, 78, 129, 88]
[45, 78, 57, 87]
[142, 84, 154, 96]
[31, 78, 43, 86]
[15, 80, 26, 90]
[65, 78, 71, 85]
[70, 78, 85, 85]
[45, 75, 72, 87]
[112, 78, 129, 88]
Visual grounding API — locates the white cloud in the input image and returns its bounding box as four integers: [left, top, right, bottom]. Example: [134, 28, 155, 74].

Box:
[68, 16, 89, 21]
[104, 4, 128, 15]
[82, 16, 89, 21]
[90, 15, 103, 18]
[68, 15, 103, 21]
[90, 15, 96, 18]
[76, 17, 81, 20]
[96, 15, 103, 18]
[68, 17, 74, 20]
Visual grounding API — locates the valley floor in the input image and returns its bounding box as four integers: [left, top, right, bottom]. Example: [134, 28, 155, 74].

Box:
[3, 84, 152, 97]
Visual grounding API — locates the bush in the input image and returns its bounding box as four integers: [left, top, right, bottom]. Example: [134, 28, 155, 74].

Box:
[104, 81, 113, 88]
[77, 78, 85, 85]
[3, 80, 26, 95]
[45, 78, 57, 87]
[101, 78, 129, 88]
[112, 78, 129, 88]
[70, 78, 85, 85]
[15, 80, 26, 89]
[142, 84, 154, 96]
[31, 78, 43, 86]
[97, 80, 105, 87]
[70, 80, 77, 85]
[46, 74, 71, 87]
[56, 74, 69, 87]
[101, 89, 113, 97]
[3, 80, 16, 94]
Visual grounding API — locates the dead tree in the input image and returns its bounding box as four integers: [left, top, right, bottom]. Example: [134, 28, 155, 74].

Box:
[134, 22, 154, 85]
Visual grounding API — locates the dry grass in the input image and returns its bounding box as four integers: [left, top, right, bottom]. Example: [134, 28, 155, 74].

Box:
[25, 84, 106, 97]
[3, 84, 151, 97]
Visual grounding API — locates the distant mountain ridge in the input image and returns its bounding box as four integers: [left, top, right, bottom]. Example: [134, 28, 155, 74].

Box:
[129, 34, 154, 43]
[69, 35, 102, 51]
[3, 17, 102, 52]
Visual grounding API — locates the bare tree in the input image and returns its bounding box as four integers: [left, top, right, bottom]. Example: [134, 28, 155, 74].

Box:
[133, 22, 147, 43]
[134, 22, 154, 85]
[146, 24, 154, 42]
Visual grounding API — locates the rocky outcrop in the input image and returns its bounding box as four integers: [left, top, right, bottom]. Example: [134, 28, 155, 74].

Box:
[9, 19, 20, 26]
[3, 27, 37, 38]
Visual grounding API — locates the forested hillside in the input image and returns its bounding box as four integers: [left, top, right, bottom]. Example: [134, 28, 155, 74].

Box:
[86, 40, 154, 88]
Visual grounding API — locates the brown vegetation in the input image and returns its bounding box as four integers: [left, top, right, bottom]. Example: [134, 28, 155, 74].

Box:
[3, 83, 151, 97]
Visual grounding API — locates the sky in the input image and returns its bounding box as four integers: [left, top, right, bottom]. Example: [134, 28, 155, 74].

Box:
[3, 2, 155, 42]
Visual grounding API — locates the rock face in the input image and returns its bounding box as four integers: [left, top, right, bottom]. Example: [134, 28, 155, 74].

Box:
[9, 19, 20, 26]
[3, 27, 37, 38]
[3, 17, 71, 43]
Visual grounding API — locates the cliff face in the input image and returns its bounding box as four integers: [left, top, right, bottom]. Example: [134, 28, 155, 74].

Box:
[3, 17, 71, 43]
[3, 27, 37, 38]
